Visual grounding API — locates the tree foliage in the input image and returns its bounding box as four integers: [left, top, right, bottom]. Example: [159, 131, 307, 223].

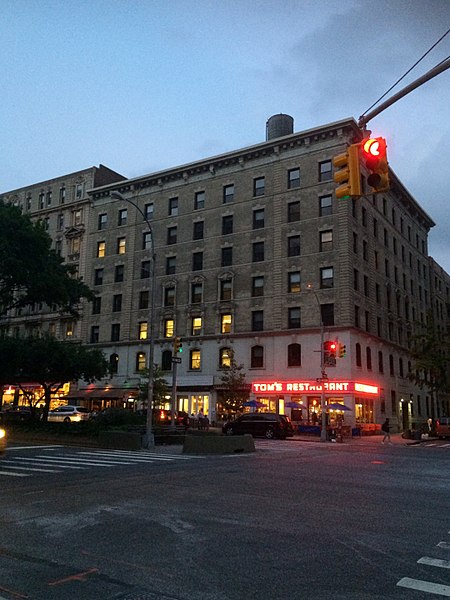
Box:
[218, 352, 250, 413]
[0, 201, 94, 316]
[137, 366, 169, 408]
[408, 315, 450, 397]
[0, 335, 109, 420]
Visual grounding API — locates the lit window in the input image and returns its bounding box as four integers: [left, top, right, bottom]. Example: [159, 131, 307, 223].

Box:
[65, 321, 74, 337]
[97, 241, 106, 258]
[164, 319, 174, 338]
[192, 317, 202, 336]
[220, 347, 232, 368]
[139, 322, 148, 340]
[117, 237, 126, 254]
[190, 349, 201, 370]
[136, 352, 146, 372]
[288, 272, 301, 293]
[221, 314, 232, 334]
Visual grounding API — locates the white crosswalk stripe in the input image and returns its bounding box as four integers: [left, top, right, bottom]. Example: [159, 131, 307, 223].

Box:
[0, 448, 203, 478]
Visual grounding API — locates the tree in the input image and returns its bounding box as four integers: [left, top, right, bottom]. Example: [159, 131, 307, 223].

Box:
[409, 314, 450, 415]
[137, 365, 169, 409]
[0, 201, 94, 316]
[0, 335, 109, 420]
[218, 352, 250, 415]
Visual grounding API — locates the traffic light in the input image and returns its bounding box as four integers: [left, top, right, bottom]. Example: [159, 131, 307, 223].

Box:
[323, 341, 337, 367]
[338, 344, 346, 358]
[174, 336, 183, 353]
[361, 137, 389, 193]
[332, 143, 361, 199]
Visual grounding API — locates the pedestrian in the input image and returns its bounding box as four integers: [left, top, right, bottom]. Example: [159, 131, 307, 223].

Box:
[381, 418, 392, 444]
[197, 408, 205, 430]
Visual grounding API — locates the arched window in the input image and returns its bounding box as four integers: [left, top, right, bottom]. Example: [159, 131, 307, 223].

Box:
[161, 350, 172, 371]
[355, 343, 362, 367]
[366, 347, 372, 370]
[220, 347, 232, 368]
[287, 343, 301, 367]
[251, 345, 264, 368]
[109, 353, 119, 374]
[378, 351, 384, 373]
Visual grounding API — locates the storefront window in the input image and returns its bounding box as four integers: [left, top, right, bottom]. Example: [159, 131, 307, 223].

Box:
[355, 398, 374, 423]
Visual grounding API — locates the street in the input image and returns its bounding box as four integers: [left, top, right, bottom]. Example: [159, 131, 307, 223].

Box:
[0, 439, 449, 599]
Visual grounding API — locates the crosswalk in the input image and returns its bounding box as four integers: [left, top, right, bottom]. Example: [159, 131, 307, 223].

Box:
[0, 448, 204, 478]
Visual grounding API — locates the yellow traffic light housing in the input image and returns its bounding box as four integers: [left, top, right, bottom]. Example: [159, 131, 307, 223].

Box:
[173, 336, 183, 353]
[333, 144, 361, 199]
[362, 137, 389, 193]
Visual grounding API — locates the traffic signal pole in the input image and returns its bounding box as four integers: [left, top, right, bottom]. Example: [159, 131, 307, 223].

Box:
[358, 57, 450, 130]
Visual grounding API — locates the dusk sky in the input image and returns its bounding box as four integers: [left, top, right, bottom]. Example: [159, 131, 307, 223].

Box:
[2, 0, 449, 271]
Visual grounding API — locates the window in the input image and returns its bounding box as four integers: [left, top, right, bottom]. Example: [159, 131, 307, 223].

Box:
[97, 241, 106, 258]
[112, 294, 122, 312]
[253, 241, 264, 262]
[98, 213, 107, 230]
[194, 191, 205, 210]
[321, 303, 334, 326]
[220, 348, 232, 368]
[92, 296, 101, 314]
[319, 194, 332, 216]
[117, 237, 126, 254]
[193, 221, 204, 240]
[90, 326, 100, 343]
[288, 307, 301, 328]
[319, 160, 332, 182]
[288, 168, 300, 189]
[288, 343, 301, 366]
[253, 209, 265, 229]
[166, 256, 176, 275]
[143, 231, 152, 249]
[94, 268, 104, 286]
[288, 235, 300, 257]
[59, 186, 66, 204]
[192, 317, 202, 336]
[221, 215, 233, 235]
[221, 314, 232, 334]
[389, 354, 394, 376]
[164, 286, 175, 307]
[161, 350, 172, 371]
[356, 343, 362, 367]
[109, 353, 120, 374]
[252, 275, 264, 297]
[73, 209, 82, 225]
[288, 201, 300, 222]
[139, 322, 148, 340]
[192, 251, 203, 271]
[354, 269, 359, 291]
[141, 260, 151, 278]
[251, 345, 264, 368]
[191, 283, 203, 303]
[169, 197, 178, 216]
[38, 192, 45, 209]
[320, 267, 334, 288]
[223, 184, 234, 204]
[75, 183, 84, 199]
[57, 214, 64, 231]
[136, 352, 146, 372]
[288, 271, 301, 293]
[118, 208, 127, 226]
[221, 246, 232, 266]
[253, 177, 265, 197]
[190, 349, 201, 370]
[378, 351, 384, 373]
[65, 321, 74, 337]
[46, 190, 52, 206]
[167, 226, 177, 245]
[144, 203, 153, 221]
[115, 264, 124, 282]
[220, 278, 232, 301]
[164, 319, 174, 338]
[366, 347, 372, 370]
[111, 323, 120, 342]
[139, 290, 149, 309]
[252, 310, 264, 331]
[320, 230, 333, 252]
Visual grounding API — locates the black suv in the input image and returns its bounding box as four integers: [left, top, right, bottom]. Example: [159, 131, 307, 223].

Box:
[222, 413, 294, 440]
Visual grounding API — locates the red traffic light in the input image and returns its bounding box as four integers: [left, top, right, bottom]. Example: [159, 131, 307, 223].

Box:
[329, 342, 337, 351]
[361, 137, 388, 191]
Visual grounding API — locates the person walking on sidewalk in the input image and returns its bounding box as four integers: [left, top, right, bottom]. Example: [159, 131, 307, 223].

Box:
[381, 418, 392, 444]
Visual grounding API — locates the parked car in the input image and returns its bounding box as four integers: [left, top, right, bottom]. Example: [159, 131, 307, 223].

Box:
[47, 405, 91, 423]
[0, 405, 39, 422]
[222, 413, 294, 439]
[436, 417, 450, 439]
[0, 427, 6, 454]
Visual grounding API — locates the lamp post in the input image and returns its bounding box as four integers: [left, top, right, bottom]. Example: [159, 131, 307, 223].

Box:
[110, 190, 155, 448]
[306, 284, 328, 442]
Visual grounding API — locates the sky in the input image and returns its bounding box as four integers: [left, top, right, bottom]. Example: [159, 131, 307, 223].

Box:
[2, 0, 450, 271]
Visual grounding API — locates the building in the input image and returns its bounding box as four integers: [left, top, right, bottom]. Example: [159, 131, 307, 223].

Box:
[1, 117, 449, 429]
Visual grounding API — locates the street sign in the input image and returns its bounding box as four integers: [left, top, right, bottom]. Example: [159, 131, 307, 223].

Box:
[172, 357, 182, 363]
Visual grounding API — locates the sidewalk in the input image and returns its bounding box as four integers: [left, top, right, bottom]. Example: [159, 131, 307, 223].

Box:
[289, 432, 437, 446]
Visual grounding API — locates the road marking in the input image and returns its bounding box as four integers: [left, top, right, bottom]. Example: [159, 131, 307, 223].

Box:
[12, 458, 85, 469]
[0, 463, 59, 473]
[0, 470, 30, 477]
[7, 445, 64, 451]
[397, 577, 450, 596]
[418, 557, 450, 570]
[438, 542, 450, 550]
[78, 451, 170, 463]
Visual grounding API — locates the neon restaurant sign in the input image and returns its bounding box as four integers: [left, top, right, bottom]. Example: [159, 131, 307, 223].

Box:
[252, 381, 379, 395]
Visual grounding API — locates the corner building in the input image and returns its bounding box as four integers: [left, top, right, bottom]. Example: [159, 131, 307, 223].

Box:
[87, 116, 448, 431]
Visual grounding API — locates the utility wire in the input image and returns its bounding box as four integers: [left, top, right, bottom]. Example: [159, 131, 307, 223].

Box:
[361, 27, 450, 117]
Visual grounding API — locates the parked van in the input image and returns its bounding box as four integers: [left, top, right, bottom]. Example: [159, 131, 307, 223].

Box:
[436, 417, 450, 439]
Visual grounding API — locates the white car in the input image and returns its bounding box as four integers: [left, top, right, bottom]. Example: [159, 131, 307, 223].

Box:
[47, 405, 91, 423]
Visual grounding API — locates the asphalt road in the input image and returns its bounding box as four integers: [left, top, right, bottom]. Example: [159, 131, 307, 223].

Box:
[0, 440, 449, 600]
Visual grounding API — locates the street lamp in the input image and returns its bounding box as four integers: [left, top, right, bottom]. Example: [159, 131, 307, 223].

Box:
[306, 284, 328, 442]
[110, 190, 155, 448]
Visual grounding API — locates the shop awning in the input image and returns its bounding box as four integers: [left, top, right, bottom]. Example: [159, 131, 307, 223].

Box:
[65, 388, 138, 400]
